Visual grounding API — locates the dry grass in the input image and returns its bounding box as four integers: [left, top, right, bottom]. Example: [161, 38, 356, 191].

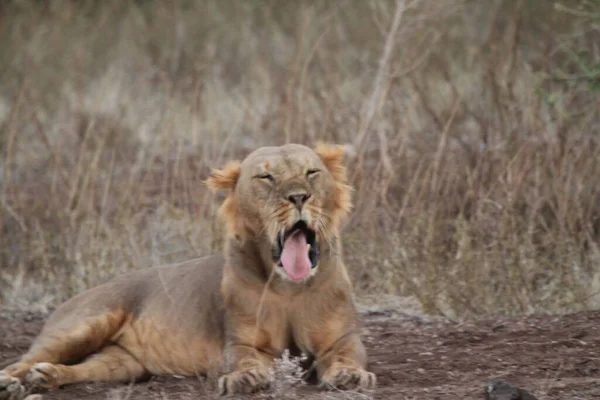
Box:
[0, 0, 599, 318]
[268, 349, 307, 397]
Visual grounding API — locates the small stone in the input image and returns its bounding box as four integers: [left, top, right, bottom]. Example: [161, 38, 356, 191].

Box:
[484, 380, 538, 400]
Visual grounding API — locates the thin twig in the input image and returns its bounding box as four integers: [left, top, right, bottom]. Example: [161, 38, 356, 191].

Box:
[354, 0, 406, 166]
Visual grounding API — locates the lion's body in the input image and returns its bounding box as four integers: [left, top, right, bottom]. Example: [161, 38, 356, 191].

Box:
[44, 256, 226, 375]
[0, 257, 225, 392]
[0, 144, 375, 399]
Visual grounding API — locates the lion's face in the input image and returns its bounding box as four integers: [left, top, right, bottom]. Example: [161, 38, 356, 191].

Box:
[207, 143, 352, 282]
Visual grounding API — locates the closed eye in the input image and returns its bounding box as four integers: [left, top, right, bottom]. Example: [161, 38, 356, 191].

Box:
[254, 173, 275, 183]
[306, 169, 320, 178]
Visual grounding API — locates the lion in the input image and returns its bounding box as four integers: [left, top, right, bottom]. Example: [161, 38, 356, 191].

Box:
[0, 143, 376, 398]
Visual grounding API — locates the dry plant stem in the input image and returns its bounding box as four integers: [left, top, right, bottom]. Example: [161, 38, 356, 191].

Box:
[354, 0, 406, 173]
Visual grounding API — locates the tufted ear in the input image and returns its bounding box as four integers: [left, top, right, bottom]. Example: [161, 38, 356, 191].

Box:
[315, 142, 347, 183]
[315, 142, 353, 225]
[206, 160, 244, 239]
[205, 161, 241, 192]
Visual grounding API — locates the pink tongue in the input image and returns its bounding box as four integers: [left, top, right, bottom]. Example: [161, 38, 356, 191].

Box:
[280, 231, 312, 280]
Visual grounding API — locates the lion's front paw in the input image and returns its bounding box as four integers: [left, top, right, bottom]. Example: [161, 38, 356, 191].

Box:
[321, 365, 376, 391]
[0, 372, 27, 400]
[218, 367, 273, 395]
[24, 363, 59, 389]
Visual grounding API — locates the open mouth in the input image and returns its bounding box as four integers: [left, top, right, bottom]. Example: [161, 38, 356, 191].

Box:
[272, 220, 320, 281]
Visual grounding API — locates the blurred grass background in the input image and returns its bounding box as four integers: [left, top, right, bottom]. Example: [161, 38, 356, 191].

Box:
[0, 0, 599, 319]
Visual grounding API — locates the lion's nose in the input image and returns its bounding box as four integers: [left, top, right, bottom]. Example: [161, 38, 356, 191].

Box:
[287, 192, 311, 210]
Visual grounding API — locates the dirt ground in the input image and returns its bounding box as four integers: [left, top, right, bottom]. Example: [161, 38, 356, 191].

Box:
[1, 308, 599, 400]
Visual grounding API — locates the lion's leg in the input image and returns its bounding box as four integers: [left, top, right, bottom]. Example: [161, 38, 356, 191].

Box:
[22, 309, 127, 368]
[1, 310, 127, 398]
[314, 332, 376, 391]
[24, 345, 147, 389]
[217, 344, 274, 395]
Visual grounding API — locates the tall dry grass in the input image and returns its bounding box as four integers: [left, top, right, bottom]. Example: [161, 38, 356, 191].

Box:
[0, 0, 599, 318]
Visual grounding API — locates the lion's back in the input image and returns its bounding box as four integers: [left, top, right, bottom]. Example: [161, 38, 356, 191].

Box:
[42, 254, 226, 338]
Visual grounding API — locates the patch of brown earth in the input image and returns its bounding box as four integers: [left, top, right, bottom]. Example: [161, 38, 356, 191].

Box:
[1, 309, 599, 399]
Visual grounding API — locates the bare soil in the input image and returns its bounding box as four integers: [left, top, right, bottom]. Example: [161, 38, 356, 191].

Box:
[1, 309, 599, 399]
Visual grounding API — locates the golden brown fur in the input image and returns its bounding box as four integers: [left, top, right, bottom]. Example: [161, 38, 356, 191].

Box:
[0, 143, 375, 398]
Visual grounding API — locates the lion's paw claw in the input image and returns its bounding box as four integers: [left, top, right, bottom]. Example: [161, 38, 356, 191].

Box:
[321, 366, 376, 391]
[0, 372, 27, 400]
[218, 367, 272, 395]
[24, 363, 58, 389]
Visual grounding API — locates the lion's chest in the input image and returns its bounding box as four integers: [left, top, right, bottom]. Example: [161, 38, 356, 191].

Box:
[253, 293, 323, 357]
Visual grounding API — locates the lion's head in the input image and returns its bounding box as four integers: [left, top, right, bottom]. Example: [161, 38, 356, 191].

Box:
[206, 143, 352, 282]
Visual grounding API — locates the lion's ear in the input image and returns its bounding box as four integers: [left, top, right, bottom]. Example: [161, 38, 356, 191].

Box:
[205, 161, 241, 192]
[315, 142, 347, 183]
[206, 160, 244, 239]
[315, 142, 353, 224]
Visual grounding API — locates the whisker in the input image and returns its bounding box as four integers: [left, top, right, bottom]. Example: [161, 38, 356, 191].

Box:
[256, 206, 291, 238]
